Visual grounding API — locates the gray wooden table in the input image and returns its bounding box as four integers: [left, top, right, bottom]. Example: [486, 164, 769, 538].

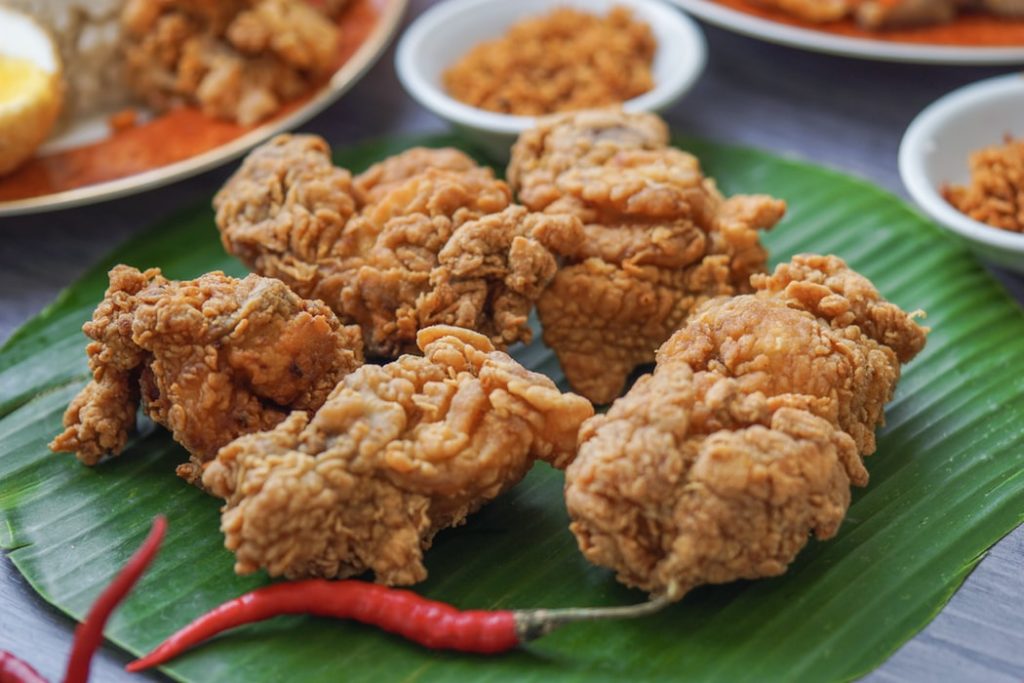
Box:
[2, 3, 1023, 681]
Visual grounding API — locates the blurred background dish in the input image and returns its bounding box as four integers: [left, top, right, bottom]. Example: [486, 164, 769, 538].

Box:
[0, 6, 64, 176]
[395, 0, 707, 160]
[672, 0, 1024, 64]
[0, 0, 407, 217]
[900, 73, 1024, 274]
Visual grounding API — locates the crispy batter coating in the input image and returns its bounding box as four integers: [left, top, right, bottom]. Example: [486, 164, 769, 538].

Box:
[216, 134, 584, 358]
[442, 6, 655, 116]
[319, 0, 352, 18]
[49, 265, 363, 483]
[753, 0, 1024, 27]
[203, 325, 594, 583]
[212, 134, 358, 298]
[565, 254, 927, 599]
[855, 0, 957, 27]
[943, 135, 1024, 234]
[508, 109, 785, 403]
[751, 0, 850, 22]
[350, 146, 483, 206]
[121, 0, 339, 125]
[982, 0, 1024, 17]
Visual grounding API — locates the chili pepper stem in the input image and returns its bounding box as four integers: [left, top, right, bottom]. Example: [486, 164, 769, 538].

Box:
[513, 594, 673, 643]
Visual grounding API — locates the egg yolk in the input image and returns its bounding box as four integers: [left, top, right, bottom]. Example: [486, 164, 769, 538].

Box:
[0, 55, 50, 105]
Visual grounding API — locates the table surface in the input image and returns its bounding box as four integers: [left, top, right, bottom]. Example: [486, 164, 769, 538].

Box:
[2, 3, 1023, 681]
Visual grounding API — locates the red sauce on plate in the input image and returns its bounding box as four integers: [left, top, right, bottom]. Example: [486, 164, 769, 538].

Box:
[714, 0, 1024, 46]
[0, 0, 381, 202]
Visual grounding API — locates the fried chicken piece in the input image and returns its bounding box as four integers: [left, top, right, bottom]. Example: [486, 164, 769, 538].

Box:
[49, 265, 364, 483]
[203, 325, 594, 584]
[751, 0, 851, 22]
[213, 135, 358, 298]
[979, 0, 1024, 17]
[855, 0, 958, 28]
[350, 146, 483, 205]
[121, 0, 339, 125]
[565, 254, 927, 599]
[216, 134, 584, 358]
[755, 0, 1022, 27]
[508, 109, 785, 403]
[318, 0, 352, 18]
[752, 0, 1024, 27]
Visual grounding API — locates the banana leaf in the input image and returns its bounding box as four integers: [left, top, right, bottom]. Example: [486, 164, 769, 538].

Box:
[1, 134, 1022, 683]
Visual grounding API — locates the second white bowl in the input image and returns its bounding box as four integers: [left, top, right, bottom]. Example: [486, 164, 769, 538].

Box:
[395, 0, 707, 160]
[900, 73, 1024, 274]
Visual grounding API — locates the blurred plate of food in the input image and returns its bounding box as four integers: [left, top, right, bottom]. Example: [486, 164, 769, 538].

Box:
[671, 0, 1024, 64]
[0, 0, 407, 217]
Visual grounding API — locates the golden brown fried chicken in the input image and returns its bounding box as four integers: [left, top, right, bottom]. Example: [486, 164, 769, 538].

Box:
[753, 0, 1023, 27]
[565, 254, 927, 599]
[121, 0, 339, 125]
[980, 0, 1024, 17]
[317, 0, 352, 18]
[203, 325, 594, 584]
[49, 265, 363, 483]
[751, 0, 850, 22]
[350, 146, 484, 205]
[215, 134, 584, 358]
[855, 0, 958, 27]
[508, 109, 785, 404]
[212, 134, 358, 298]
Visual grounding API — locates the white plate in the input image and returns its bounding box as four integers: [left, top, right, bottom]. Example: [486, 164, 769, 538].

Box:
[900, 73, 1024, 274]
[0, 0, 408, 217]
[671, 0, 1024, 64]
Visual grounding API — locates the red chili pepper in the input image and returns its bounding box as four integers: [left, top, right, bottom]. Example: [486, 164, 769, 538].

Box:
[0, 651, 47, 683]
[127, 578, 669, 672]
[0, 516, 166, 683]
[63, 516, 166, 683]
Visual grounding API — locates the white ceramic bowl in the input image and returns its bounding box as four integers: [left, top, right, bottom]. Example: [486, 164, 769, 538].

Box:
[900, 73, 1024, 274]
[395, 0, 707, 160]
